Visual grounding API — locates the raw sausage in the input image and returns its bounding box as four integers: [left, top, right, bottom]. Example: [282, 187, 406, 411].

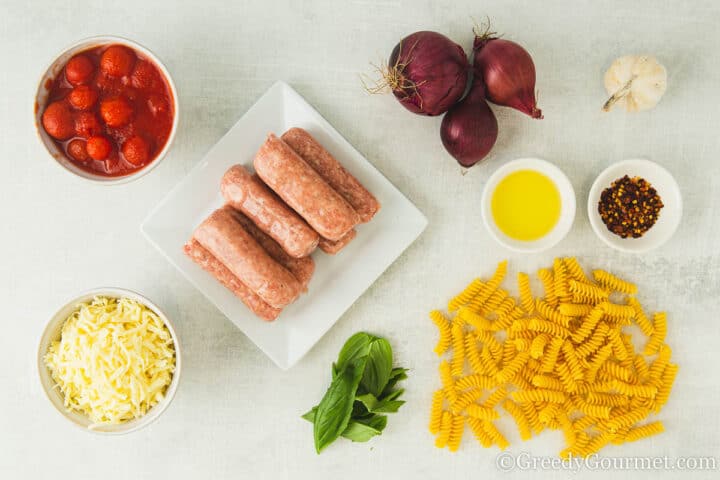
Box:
[193, 208, 301, 309]
[183, 239, 281, 321]
[318, 229, 357, 255]
[281, 128, 380, 223]
[221, 165, 319, 258]
[223, 206, 315, 290]
[254, 134, 359, 241]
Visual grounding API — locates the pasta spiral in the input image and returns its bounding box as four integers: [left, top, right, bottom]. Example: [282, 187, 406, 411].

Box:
[518, 272, 534, 313]
[538, 268, 557, 307]
[624, 421, 664, 442]
[429, 259, 677, 457]
[448, 278, 484, 312]
[430, 310, 452, 356]
[429, 390, 445, 434]
[593, 269, 638, 295]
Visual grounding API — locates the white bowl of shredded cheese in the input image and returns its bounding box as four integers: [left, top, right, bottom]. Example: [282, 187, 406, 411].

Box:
[37, 288, 181, 434]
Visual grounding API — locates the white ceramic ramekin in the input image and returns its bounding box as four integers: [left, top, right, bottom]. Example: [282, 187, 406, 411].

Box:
[588, 158, 682, 253]
[481, 157, 576, 253]
[37, 287, 182, 434]
[34, 35, 179, 185]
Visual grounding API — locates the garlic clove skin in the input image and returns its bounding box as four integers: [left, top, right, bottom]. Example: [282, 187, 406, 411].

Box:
[603, 55, 667, 112]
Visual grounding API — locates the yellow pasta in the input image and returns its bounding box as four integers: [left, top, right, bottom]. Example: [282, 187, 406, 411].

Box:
[576, 322, 610, 358]
[554, 258, 573, 303]
[467, 417, 493, 447]
[429, 390, 445, 434]
[540, 337, 564, 373]
[429, 310, 452, 356]
[435, 411, 453, 448]
[530, 333, 550, 359]
[503, 399, 533, 440]
[586, 391, 629, 407]
[482, 420, 509, 449]
[483, 386, 507, 408]
[450, 323, 466, 377]
[517, 272, 534, 313]
[457, 307, 492, 331]
[563, 257, 589, 283]
[429, 259, 676, 457]
[466, 404, 500, 420]
[644, 312, 667, 355]
[531, 374, 564, 391]
[559, 303, 593, 317]
[584, 344, 613, 383]
[593, 269, 638, 295]
[447, 414, 465, 451]
[569, 279, 610, 303]
[520, 401, 544, 434]
[451, 388, 484, 413]
[599, 361, 637, 383]
[455, 373, 494, 390]
[529, 318, 571, 338]
[513, 388, 566, 404]
[648, 344, 672, 383]
[448, 278, 484, 312]
[464, 333, 483, 374]
[654, 363, 678, 412]
[538, 268, 557, 307]
[623, 421, 664, 442]
[536, 299, 572, 328]
[468, 261, 508, 312]
[600, 301, 636, 319]
[570, 306, 604, 343]
[496, 351, 530, 383]
[627, 297, 654, 336]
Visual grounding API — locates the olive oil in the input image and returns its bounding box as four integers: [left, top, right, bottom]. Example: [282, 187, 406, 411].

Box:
[491, 170, 561, 241]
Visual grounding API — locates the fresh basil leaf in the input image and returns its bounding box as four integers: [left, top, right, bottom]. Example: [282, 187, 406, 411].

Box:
[313, 357, 367, 453]
[351, 399, 370, 419]
[378, 388, 404, 403]
[381, 368, 408, 396]
[356, 413, 388, 431]
[301, 407, 318, 422]
[355, 392, 379, 412]
[341, 415, 387, 442]
[372, 400, 405, 413]
[361, 338, 393, 396]
[387, 367, 409, 383]
[335, 333, 374, 373]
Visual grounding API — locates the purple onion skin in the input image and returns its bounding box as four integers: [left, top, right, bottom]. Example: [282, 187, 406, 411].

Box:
[473, 37, 542, 119]
[389, 31, 469, 116]
[440, 80, 498, 167]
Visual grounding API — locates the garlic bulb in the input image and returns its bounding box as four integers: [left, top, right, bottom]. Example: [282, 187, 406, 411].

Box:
[603, 55, 667, 112]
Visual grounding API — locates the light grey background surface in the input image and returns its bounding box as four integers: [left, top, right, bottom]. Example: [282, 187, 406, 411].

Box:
[1, 0, 718, 478]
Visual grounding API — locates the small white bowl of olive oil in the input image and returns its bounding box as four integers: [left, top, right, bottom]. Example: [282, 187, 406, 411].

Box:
[481, 158, 576, 253]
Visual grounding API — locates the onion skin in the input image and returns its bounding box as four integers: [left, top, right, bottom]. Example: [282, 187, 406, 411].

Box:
[473, 36, 543, 119]
[388, 31, 469, 116]
[440, 80, 498, 168]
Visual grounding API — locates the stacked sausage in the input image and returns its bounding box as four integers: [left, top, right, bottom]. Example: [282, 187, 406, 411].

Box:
[184, 128, 380, 321]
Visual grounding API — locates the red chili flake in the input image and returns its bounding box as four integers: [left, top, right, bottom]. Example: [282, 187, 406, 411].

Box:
[598, 175, 664, 239]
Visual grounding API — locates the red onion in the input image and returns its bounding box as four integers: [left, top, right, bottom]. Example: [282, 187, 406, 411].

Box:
[473, 31, 543, 119]
[440, 78, 498, 168]
[384, 31, 469, 116]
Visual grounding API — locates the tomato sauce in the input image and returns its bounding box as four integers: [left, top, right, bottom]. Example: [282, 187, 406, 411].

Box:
[41, 44, 174, 177]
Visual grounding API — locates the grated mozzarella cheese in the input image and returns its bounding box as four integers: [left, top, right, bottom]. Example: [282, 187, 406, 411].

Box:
[44, 296, 176, 427]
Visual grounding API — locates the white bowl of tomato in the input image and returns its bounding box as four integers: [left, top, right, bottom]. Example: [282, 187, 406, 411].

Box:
[34, 36, 179, 184]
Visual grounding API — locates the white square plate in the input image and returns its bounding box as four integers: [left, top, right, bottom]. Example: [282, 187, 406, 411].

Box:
[142, 81, 427, 369]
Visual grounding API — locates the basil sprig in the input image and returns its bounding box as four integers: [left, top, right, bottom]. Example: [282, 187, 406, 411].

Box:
[302, 332, 408, 453]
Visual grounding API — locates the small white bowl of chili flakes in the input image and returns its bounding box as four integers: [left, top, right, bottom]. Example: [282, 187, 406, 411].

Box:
[588, 158, 682, 253]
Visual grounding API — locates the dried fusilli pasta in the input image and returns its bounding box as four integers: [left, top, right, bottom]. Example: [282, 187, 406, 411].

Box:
[428, 258, 677, 456]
